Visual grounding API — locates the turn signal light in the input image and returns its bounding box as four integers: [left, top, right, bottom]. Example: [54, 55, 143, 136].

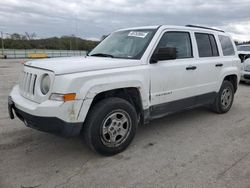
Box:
[50, 93, 76, 102]
[63, 93, 76, 101]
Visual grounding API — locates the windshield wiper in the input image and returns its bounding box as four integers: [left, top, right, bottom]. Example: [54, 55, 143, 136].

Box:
[90, 53, 114, 58]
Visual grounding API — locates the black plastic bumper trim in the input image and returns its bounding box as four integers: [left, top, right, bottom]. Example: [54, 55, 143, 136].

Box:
[8, 96, 83, 137]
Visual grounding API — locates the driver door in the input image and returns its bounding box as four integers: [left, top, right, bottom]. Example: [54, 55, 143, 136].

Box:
[149, 30, 199, 115]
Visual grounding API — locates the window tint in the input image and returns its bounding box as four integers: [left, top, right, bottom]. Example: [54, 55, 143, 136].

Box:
[219, 35, 235, 56]
[156, 32, 192, 59]
[195, 33, 219, 57]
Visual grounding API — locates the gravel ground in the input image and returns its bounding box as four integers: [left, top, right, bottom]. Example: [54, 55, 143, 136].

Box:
[0, 59, 250, 188]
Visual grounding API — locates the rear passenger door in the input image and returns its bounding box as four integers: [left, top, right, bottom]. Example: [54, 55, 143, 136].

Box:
[194, 32, 222, 94]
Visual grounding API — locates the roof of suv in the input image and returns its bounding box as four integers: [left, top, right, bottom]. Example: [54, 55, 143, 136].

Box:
[117, 25, 227, 35]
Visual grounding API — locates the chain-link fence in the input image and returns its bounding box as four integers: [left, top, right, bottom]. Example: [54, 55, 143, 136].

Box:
[1, 49, 87, 59]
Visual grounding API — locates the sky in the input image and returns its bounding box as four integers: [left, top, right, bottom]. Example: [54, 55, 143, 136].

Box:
[0, 0, 250, 41]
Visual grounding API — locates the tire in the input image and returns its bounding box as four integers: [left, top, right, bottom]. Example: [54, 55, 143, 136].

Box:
[83, 97, 138, 156]
[211, 80, 235, 114]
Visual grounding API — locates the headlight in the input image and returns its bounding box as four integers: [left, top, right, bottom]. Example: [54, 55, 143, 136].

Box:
[40, 74, 51, 95]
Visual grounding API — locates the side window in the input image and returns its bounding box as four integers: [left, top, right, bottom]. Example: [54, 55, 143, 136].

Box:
[156, 32, 193, 59]
[209, 35, 219, 56]
[219, 35, 235, 56]
[195, 33, 219, 57]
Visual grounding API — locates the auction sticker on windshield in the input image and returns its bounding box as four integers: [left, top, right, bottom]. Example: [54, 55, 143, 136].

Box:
[128, 31, 148, 38]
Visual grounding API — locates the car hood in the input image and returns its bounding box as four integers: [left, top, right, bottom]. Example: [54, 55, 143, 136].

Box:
[238, 50, 250, 55]
[25, 56, 141, 75]
[244, 58, 250, 65]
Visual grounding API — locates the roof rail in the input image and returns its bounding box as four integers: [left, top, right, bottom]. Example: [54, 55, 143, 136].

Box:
[186, 25, 225, 33]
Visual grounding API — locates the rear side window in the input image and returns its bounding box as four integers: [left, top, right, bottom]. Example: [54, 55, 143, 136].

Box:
[219, 35, 235, 56]
[195, 33, 219, 57]
[156, 32, 193, 59]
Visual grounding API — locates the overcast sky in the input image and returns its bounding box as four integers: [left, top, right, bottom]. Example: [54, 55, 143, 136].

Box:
[0, 0, 250, 41]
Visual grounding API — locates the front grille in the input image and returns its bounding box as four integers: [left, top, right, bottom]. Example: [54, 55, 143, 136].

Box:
[245, 64, 250, 72]
[244, 75, 250, 80]
[19, 71, 37, 97]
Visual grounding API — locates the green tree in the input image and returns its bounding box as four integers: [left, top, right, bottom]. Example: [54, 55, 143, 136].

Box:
[3, 33, 99, 50]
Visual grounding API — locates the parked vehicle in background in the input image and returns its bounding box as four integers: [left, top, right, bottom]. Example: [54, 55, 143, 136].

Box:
[237, 44, 250, 82]
[8, 25, 240, 156]
[237, 44, 250, 53]
[0, 54, 7, 59]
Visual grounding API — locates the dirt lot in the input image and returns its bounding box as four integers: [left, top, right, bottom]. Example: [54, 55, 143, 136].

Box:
[0, 59, 250, 188]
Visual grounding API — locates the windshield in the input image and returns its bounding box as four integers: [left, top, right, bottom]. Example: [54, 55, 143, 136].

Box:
[89, 29, 156, 59]
[237, 45, 250, 51]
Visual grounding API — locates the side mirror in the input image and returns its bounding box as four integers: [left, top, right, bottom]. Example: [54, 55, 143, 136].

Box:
[150, 47, 177, 64]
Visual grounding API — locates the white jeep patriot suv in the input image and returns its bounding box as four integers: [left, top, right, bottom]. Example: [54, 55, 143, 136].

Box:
[8, 25, 240, 155]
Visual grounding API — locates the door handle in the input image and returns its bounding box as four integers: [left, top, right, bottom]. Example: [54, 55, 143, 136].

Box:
[215, 63, 223, 67]
[186, 66, 197, 70]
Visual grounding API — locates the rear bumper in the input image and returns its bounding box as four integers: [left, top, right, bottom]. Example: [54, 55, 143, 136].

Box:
[8, 96, 83, 137]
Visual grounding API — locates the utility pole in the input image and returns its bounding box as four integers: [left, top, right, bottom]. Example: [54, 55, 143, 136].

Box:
[1, 31, 3, 55]
[75, 16, 78, 50]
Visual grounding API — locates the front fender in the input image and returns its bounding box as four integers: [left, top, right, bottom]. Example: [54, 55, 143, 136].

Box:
[79, 74, 148, 107]
[77, 73, 149, 123]
[53, 66, 150, 123]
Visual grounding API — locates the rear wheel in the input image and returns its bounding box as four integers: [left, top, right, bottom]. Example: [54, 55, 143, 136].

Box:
[211, 80, 234, 114]
[83, 97, 137, 156]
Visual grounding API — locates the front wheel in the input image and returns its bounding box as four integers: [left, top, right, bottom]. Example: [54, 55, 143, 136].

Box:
[211, 80, 235, 114]
[83, 97, 138, 156]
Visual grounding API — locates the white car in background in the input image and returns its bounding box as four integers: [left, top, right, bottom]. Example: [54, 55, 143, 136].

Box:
[237, 44, 250, 82]
[0, 54, 7, 59]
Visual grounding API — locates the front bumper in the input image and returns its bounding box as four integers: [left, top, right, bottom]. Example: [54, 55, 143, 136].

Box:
[8, 96, 82, 136]
[9, 86, 84, 136]
[241, 70, 250, 82]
